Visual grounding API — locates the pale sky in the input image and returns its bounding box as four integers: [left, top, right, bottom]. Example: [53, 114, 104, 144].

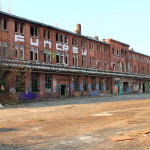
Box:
[1, 0, 150, 56]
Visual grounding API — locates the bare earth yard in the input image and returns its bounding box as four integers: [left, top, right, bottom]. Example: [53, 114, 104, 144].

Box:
[0, 94, 150, 150]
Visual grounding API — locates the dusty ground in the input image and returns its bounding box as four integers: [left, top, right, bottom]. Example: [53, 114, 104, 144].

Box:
[0, 94, 150, 150]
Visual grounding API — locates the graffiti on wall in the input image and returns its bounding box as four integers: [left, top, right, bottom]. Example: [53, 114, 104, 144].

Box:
[125, 87, 130, 94]
[70, 83, 74, 96]
[96, 84, 99, 91]
[74, 91, 80, 97]
[54, 84, 60, 93]
[103, 84, 106, 91]
[80, 83, 83, 91]
[112, 85, 118, 94]
[19, 93, 38, 100]
[88, 84, 91, 91]
[89, 91, 102, 96]
[119, 85, 123, 95]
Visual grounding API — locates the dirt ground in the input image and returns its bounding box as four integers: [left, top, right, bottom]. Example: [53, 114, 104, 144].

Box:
[1, 95, 150, 150]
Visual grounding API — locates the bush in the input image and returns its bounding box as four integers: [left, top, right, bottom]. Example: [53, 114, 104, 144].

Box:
[0, 92, 19, 105]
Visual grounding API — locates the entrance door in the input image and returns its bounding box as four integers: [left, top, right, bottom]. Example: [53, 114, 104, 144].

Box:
[61, 85, 66, 97]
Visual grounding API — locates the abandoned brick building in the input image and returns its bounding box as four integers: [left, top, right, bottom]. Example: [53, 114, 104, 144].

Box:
[0, 11, 150, 100]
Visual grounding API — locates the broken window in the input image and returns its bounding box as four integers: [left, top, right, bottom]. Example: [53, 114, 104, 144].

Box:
[30, 26, 38, 37]
[82, 56, 87, 67]
[73, 55, 75, 65]
[112, 48, 115, 55]
[97, 60, 101, 69]
[4, 18, 8, 31]
[35, 48, 38, 61]
[56, 52, 60, 63]
[56, 33, 59, 42]
[104, 46, 108, 53]
[97, 44, 101, 52]
[72, 37, 78, 47]
[15, 21, 19, 32]
[64, 35, 68, 44]
[30, 48, 34, 60]
[90, 42, 94, 50]
[116, 49, 119, 56]
[44, 30, 51, 40]
[15, 21, 24, 34]
[112, 63, 115, 70]
[75, 55, 78, 66]
[65, 53, 68, 64]
[73, 55, 78, 66]
[44, 30, 46, 38]
[81, 40, 86, 48]
[44, 49, 46, 62]
[60, 34, 63, 43]
[20, 23, 24, 34]
[48, 31, 50, 40]
[35, 27, 38, 37]
[47, 50, 51, 62]
[30, 47, 38, 61]
[60, 53, 64, 64]
[82, 56, 84, 66]
[90, 58, 92, 68]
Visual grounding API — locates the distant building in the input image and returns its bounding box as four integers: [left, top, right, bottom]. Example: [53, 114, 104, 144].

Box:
[0, 11, 149, 100]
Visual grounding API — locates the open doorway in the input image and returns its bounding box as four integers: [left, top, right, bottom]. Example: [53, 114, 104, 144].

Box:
[123, 82, 129, 94]
[61, 85, 66, 97]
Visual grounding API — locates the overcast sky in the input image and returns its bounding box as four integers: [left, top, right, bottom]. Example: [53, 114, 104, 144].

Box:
[1, 0, 150, 56]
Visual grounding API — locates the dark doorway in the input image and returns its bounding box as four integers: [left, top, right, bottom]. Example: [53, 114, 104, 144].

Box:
[61, 85, 66, 96]
[123, 82, 129, 94]
[143, 83, 145, 93]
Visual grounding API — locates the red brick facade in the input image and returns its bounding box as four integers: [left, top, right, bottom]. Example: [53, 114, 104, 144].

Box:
[0, 11, 149, 100]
